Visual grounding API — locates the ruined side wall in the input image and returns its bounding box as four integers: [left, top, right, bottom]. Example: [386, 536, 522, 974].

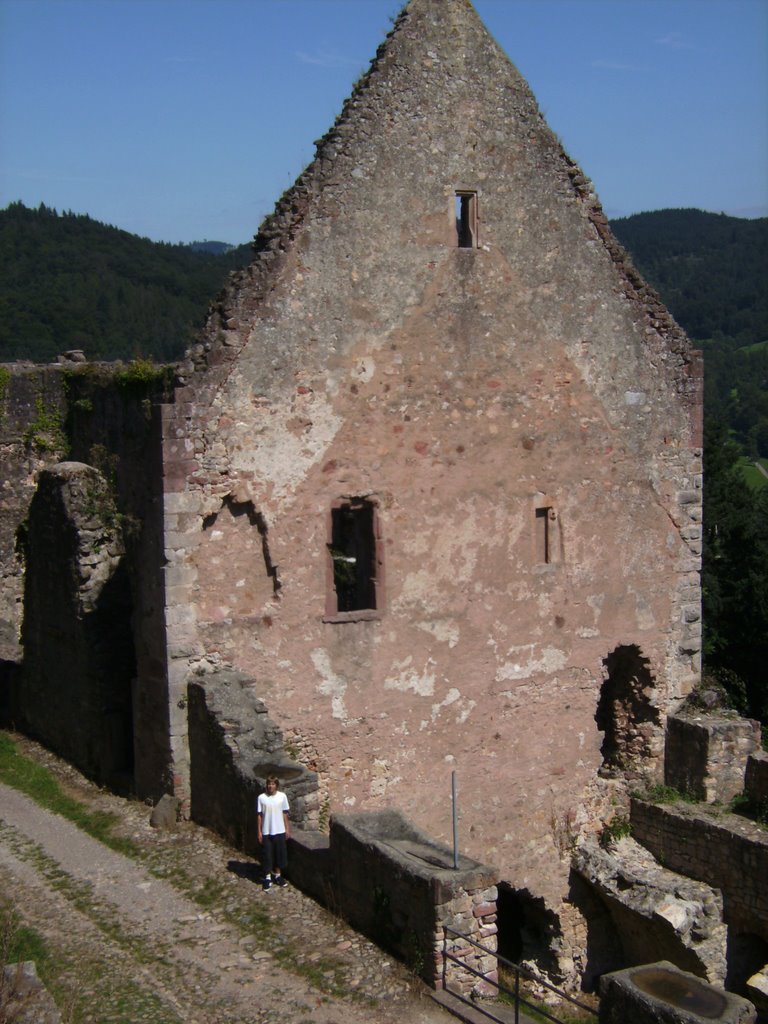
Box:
[630, 799, 768, 943]
[160, 0, 702, 915]
[19, 462, 135, 787]
[0, 363, 172, 798]
[0, 366, 68, 663]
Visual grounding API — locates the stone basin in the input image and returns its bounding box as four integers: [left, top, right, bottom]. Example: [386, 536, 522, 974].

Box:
[600, 961, 756, 1024]
[631, 967, 727, 1019]
[252, 763, 305, 782]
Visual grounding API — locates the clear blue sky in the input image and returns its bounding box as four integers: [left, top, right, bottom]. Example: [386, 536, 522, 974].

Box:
[1, 0, 766, 244]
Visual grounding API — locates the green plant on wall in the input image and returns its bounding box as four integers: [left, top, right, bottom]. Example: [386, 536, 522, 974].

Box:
[598, 815, 631, 848]
[116, 357, 171, 393]
[22, 395, 68, 454]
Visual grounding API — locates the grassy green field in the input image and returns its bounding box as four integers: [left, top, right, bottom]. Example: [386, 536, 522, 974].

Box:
[736, 457, 768, 490]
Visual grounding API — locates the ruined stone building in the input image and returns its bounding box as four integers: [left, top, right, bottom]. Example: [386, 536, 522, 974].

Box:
[2, 0, 712, 989]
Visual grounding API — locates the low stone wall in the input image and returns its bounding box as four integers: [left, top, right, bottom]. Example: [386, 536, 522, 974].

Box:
[630, 799, 768, 944]
[665, 714, 761, 804]
[187, 667, 319, 854]
[745, 753, 768, 807]
[319, 810, 499, 993]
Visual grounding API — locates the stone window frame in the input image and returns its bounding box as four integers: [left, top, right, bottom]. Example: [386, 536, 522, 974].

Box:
[454, 190, 479, 248]
[323, 497, 385, 623]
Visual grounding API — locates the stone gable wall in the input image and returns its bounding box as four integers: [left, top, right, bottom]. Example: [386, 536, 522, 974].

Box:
[159, 0, 703, 921]
[0, 0, 706, 985]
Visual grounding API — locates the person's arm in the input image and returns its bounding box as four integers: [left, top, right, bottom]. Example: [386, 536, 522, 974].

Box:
[283, 809, 290, 839]
[257, 797, 263, 844]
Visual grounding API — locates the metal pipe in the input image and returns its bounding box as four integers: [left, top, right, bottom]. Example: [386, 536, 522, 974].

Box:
[452, 769, 458, 869]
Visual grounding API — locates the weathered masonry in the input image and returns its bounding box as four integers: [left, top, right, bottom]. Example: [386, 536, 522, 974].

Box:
[160, 0, 702, 971]
[1, 0, 705, 989]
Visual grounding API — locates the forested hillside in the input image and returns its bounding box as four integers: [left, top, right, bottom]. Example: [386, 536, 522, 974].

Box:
[0, 202, 250, 363]
[614, 209, 768, 725]
[613, 209, 768, 459]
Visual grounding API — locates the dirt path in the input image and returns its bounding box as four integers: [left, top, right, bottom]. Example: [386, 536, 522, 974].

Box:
[0, 737, 451, 1024]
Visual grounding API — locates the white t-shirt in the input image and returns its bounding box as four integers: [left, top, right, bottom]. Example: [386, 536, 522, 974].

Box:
[257, 790, 289, 835]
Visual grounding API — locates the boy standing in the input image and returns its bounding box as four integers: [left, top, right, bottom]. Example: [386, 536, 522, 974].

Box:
[257, 775, 290, 891]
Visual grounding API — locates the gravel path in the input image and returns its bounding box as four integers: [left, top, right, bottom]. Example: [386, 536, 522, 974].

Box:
[0, 737, 451, 1024]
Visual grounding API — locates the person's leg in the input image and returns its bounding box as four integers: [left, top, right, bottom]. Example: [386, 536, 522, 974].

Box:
[262, 835, 275, 889]
[273, 834, 287, 886]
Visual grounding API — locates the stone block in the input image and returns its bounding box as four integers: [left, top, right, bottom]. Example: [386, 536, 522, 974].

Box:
[744, 752, 768, 806]
[665, 714, 761, 804]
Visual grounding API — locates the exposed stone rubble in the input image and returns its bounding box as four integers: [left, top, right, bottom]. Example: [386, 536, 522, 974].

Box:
[573, 837, 727, 985]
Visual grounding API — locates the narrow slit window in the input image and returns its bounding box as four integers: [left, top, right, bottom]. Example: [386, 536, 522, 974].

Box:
[536, 507, 552, 564]
[455, 191, 477, 248]
[325, 498, 383, 620]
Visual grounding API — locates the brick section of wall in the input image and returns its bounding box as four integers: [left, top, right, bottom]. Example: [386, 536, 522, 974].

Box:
[665, 714, 762, 804]
[630, 799, 768, 942]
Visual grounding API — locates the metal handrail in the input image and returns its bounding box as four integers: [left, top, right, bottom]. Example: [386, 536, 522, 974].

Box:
[442, 925, 599, 1024]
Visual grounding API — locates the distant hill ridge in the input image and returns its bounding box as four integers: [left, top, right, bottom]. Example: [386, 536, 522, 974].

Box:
[0, 201, 250, 363]
[611, 208, 768, 352]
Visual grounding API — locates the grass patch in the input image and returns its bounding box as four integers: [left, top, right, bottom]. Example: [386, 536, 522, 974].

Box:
[635, 783, 699, 805]
[735, 457, 768, 490]
[1, 906, 50, 971]
[0, 733, 139, 858]
[496, 969, 598, 1023]
[730, 793, 768, 828]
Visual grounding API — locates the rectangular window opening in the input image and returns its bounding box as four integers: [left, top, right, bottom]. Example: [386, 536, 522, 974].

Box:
[455, 191, 477, 248]
[326, 498, 382, 620]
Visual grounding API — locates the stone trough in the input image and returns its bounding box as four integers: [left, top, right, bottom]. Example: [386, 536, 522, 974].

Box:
[599, 962, 756, 1024]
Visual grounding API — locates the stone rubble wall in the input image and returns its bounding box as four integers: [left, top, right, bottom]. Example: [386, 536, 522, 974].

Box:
[157, 0, 704, 927]
[573, 836, 727, 984]
[0, 365, 69, 665]
[665, 714, 762, 804]
[630, 799, 768, 944]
